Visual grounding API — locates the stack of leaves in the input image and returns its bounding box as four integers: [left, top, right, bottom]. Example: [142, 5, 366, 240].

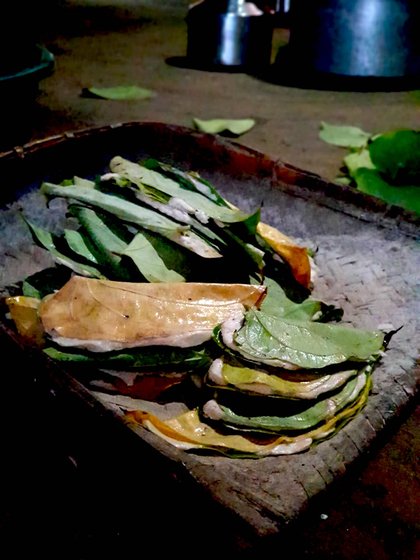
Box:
[23, 155, 311, 298]
[126, 278, 388, 457]
[5, 156, 391, 458]
[319, 122, 420, 216]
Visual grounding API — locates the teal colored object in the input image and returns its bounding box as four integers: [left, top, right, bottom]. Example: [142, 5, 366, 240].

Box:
[0, 44, 55, 149]
[0, 44, 54, 91]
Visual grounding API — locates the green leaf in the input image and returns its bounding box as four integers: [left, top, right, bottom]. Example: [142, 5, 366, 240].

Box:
[44, 345, 211, 370]
[192, 118, 256, 136]
[109, 156, 251, 224]
[69, 206, 132, 279]
[343, 148, 375, 177]
[83, 85, 154, 100]
[202, 372, 369, 433]
[73, 176, 96, 188]
[41, 182, 222, 259]
[208, 358, 359, 399]
[258, 277, 332, 321]
[100, 166, 228, 249]
[64, 229, 99, 264]
[230, 309, 385, 369]
[122, 232, 185, 283]
[143, 159, 228, 205]
[25, 220, 104, 278]
[368, 129, 420, 185]
[319, 122, 371, 149]
[353, 168, 420, 215]
[335, 176, 352, 186]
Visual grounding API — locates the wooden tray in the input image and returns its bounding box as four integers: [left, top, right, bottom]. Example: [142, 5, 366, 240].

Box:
[0, 122, 418, 553]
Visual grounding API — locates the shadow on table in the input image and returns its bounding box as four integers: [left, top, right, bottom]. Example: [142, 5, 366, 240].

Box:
[166, 48, 420, 93]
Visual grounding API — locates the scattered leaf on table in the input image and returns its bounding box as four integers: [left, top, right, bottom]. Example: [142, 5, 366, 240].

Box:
[193, 118, 256, 136]
[319, 122, 371, 149]
[334, 176, 352, 186]
[319, 122, 420, 215]
[343, 148, 375, 177]
[82, 85, 155, 100]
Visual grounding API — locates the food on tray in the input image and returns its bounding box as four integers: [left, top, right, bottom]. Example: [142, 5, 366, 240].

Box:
[4, 155, 392, 457]
[125, 376, 372, 457]
[38, 276, 267, 351]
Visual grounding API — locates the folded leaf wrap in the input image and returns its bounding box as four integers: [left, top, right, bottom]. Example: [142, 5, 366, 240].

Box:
[39, 276, 266, 351]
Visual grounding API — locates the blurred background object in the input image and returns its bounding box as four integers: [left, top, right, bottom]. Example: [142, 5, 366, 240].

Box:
[0, 2, 55, 149]
[272, 0, 291, 25]
[281, 0, 420, 80]
[186, 0, 274, 69]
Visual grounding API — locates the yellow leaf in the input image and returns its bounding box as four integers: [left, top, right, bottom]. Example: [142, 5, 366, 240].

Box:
[257, 222, 311, 288]
[5, 296, 44, 345]
[126, 408, 312, 455]
[38, 276, 267, 351]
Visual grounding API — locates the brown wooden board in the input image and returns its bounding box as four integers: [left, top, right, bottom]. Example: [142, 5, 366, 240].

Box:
[0, 122, 418, 552]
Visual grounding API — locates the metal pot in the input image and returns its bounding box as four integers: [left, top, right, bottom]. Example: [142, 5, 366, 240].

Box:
[186, 1, 274, 69]
[283, 0, 420, 78]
